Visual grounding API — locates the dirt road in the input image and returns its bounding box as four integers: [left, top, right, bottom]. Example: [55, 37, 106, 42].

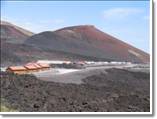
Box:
[34, 64, 136, 84]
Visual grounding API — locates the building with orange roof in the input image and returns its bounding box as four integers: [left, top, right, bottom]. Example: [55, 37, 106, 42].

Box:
[37, 63, 50, 68]
[33, 63, 42, 69]
[6, 62, 50, 74]
[37, 63, 50, 70]
[24, 63, 41, 72]
[6, 66, 27, 74]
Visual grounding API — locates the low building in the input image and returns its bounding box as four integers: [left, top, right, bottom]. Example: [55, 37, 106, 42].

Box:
[77, 61, 85, 66]
[6, 66, 28, 74]
[24, 64, 40, 73]
[6, 62, 50, 74]
[37, 63, 50, 70]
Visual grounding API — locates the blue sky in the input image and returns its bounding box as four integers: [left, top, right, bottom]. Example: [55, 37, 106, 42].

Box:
[1, 1, 150, 53]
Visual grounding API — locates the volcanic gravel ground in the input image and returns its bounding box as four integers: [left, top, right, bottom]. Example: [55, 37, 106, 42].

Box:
[1, 68, 150, 112]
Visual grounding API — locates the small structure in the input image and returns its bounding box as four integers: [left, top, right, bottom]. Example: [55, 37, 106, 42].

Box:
[38, 63, 50, 70]
[77, 61, 85, 66]
[63, 61, 71, 64]
[6, 66, 27, 74]
[6, 62, 50, 74]
[24, 64, 40, 72]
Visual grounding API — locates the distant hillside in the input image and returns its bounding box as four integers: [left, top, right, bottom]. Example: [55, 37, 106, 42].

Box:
[1, 21, 34, 44]
[1, 21, 149, 66]
[25, 25, 149, 63]
[1, 22, 104, 66]
[1, 21, 33, 66]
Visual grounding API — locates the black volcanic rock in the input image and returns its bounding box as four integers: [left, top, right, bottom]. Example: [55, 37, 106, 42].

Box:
[1, 68, 150, 112]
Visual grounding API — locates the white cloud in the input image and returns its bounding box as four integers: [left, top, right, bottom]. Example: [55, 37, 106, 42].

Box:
[103, 8, 143, 20]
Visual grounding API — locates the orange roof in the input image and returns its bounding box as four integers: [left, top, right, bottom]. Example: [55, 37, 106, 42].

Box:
[26, 63, 42, 68]
[25, 62, 44, 69]
[7, 62, 50, 72]
[24, 64, 38, 70]
[33, 63, 42, 68]
[7, 66, 27, 71]
[38, 63, 50, 68]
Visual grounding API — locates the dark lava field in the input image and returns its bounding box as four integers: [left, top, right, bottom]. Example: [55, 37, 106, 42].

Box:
[1, 68, 150, 112]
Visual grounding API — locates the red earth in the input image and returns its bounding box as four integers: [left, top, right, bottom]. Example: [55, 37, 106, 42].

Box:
[26, 25, 149, 63]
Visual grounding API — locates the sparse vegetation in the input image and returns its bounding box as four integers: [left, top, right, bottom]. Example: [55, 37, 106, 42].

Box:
[0, 98, 18, 112]
[1, 105, 18, 112]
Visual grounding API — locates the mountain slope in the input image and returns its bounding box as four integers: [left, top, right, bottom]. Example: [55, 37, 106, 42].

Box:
[25, 25, 149, 63]
[1, 21, 34, 44]
[1, 22, 100, 66]
[1, 21, 35, 66]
